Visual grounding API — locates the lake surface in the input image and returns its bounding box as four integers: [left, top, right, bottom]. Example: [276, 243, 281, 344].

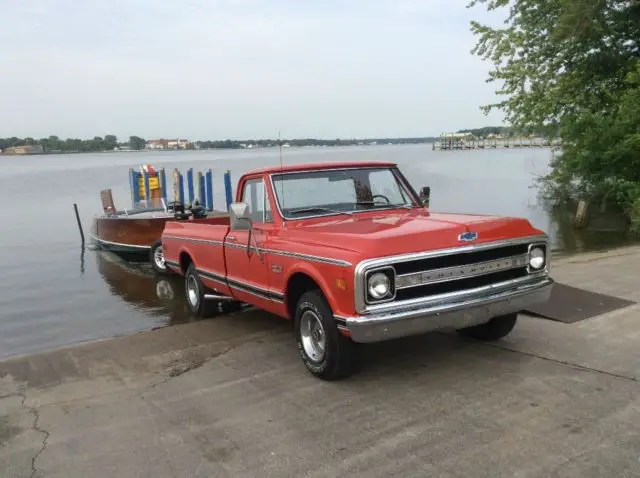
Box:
[0, 144, 634, 358]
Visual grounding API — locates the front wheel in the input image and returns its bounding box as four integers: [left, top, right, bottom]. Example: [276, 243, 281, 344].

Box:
[457, 313, 518, 341]
[295, 290, 356, 380]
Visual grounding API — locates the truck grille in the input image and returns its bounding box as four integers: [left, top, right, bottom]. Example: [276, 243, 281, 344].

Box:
[357, 239, 547, 312]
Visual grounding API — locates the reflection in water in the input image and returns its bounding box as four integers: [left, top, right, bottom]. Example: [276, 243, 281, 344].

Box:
[95, 251, 196, 326]
[545, 200, 637, 256]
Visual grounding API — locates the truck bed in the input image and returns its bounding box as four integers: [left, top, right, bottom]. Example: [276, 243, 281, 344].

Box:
[161, 217, 232, 296]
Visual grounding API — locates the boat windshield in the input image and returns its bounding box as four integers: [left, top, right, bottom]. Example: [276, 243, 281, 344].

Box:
[271, 167, 419, 219]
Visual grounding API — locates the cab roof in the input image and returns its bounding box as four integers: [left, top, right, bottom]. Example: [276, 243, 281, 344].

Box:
[243, 161, 398, 177]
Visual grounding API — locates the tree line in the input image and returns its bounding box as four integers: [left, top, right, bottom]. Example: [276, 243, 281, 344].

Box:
[0, 134, 448, 153]
[0, 135, 146, 153]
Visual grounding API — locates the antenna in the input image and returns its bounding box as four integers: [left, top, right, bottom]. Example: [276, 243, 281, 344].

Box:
[278, 129, 283, 172]
[278, 130, 285, 211]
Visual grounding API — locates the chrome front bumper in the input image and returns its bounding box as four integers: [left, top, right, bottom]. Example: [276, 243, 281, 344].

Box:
[342, 277, 553, 343]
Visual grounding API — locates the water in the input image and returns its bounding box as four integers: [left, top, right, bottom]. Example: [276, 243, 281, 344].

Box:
[0, 145, 634, 358]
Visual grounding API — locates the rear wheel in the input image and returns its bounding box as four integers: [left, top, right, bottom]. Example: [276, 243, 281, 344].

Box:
[185, 264, 218, 318]
[295, 290, 356, 380]
[457, 313, 518, 341]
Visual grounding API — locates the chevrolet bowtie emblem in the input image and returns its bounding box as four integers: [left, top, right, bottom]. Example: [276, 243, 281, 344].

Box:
[458, 231, 478, 242]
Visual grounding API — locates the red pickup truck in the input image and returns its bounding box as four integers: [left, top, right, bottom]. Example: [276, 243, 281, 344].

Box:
[161, 161, 553, 380]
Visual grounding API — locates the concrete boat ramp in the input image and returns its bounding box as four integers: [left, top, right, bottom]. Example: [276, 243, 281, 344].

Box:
[1, 246, 640, 477]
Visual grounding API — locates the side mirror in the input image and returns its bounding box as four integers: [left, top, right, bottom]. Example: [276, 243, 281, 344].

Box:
[229, 202, 252, 231]
[419, 186, 431, 207]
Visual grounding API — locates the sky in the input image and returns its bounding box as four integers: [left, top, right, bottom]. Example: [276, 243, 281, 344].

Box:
[1, 0, 507, 140]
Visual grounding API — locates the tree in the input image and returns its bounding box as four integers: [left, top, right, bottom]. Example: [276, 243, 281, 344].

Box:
[468, 0, 640, 229]
[104, 134, 117, 150]
[129, 136, 146, 150]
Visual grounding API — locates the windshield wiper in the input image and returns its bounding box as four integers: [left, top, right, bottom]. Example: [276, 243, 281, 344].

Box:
[289, 207, 353, 217]
[356, 201, 414, 210]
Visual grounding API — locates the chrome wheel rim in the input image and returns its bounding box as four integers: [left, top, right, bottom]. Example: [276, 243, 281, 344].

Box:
[153, 246, 166, 270]
[300, 310, 326, 363]
[186, 275, 199, 309]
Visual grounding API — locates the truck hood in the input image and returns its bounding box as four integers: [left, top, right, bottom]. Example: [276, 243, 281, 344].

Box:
[282, 209, 541, 260]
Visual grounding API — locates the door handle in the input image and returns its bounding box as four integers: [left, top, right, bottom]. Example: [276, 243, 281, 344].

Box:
[227, 235, 236, 242]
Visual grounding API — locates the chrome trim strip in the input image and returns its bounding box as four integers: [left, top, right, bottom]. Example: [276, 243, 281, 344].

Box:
[163, 235, 225, 247]
[196, 267, 285, 302]
[163, 234, 351, 267]
[394, 253, 529, 290]
[198, 269, 228, 286]
[226, 274, 285, 300]
[266, 248, 351, 267]
[354, 234, 549, 313]
[88, 233, 151, 250]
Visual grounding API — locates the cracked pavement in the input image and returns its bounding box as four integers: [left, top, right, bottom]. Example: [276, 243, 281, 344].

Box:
[1, 246, 640, 477]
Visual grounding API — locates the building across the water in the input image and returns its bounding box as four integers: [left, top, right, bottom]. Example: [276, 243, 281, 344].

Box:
[1, 144, 45, 155]
[145, 138, 191, 150]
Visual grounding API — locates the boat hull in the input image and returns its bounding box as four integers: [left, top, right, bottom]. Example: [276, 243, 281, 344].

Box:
[90, 209, 228, 259]
[90, 213, 172, 258]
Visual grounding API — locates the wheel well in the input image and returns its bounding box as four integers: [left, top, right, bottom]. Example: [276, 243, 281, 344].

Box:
[286, 273, 322, 320]
[179, 251, 193, 274]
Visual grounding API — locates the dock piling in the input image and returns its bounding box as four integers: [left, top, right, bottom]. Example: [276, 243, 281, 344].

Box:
[205, 169, 214, 211]
[73, 203, 85, 244]
[224, 171, 233, 210]
[197, 171, 205, 205]
[187, 168, 194, 204]
[159, 168, 167, 204]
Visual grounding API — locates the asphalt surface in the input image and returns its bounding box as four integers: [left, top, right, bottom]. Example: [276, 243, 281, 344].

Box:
[1, 245, 640, 477]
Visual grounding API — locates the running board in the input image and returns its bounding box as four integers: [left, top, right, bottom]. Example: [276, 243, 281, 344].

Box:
[204, 294, 235, 301]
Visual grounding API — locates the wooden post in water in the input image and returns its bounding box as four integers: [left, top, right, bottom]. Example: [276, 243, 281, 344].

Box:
[173, 168, 182, 202]
[187, 168, 194, 204]
[224, 170, 233, 210]
[73, 203, 85, 244]
[197, 171, 205, 205]
[205, 169, 214, 211]
[128, 168, 135, 208]
[159, 168, 167, 204]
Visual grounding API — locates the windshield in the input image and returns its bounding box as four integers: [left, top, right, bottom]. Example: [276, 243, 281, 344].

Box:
[271, 167, 418, 219]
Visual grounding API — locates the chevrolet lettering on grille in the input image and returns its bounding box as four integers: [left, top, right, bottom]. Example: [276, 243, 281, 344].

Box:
[394, 254, 529, 290]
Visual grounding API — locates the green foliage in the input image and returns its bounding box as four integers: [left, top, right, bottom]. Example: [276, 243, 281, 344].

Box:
[468, 0, 640, 219]
[128, 136, 146, 150]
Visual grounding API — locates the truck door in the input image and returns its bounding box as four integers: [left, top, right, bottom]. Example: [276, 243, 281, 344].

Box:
[224, 177, 279, 310]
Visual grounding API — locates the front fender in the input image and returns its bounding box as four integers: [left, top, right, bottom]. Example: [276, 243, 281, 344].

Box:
[284, 261, 354, 317]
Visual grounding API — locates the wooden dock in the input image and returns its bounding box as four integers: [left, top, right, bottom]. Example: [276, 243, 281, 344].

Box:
[432, 134, 561, 151]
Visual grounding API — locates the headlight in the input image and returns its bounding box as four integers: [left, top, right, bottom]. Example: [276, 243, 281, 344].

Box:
[368, 272, 391, 300]
[529, 246, 546, 270]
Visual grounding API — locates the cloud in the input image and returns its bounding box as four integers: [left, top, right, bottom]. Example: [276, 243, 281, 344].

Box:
[0, 0, 506, 139]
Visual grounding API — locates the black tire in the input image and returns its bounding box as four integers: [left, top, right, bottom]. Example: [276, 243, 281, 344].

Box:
[294, 290, 356, 380]
[457, 313, 518, 341]
[150, 240, 170, 275]
[184, 263, 218, 318]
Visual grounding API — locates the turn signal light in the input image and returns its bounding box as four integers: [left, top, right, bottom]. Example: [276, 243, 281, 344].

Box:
[335, 278, 347, 290]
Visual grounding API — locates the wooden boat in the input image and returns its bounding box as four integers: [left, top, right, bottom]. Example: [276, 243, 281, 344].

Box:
[89, 187, 227, 273]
